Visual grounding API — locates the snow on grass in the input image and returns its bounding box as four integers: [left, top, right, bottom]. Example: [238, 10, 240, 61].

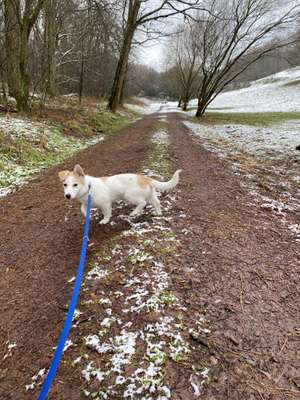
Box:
[207, 67, 300, 113]
[183, 118, 300, 241]
[0, 115, 104, 196]
[82, 362, 106, 383]
[110, 330, 138, 373]
[182, 120, 300, 158]
[86, 263, 109, 280]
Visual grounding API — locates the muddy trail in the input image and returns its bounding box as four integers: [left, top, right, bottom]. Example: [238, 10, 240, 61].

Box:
[0, 112, 299, 400]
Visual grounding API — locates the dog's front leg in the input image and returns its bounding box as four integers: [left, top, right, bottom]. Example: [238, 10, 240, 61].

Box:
[99, 203, 112, 224]
[81, 203, 87, 218]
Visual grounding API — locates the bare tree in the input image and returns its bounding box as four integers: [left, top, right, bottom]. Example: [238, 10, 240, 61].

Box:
[4, 0, 47, 111]
[190, 0, 300, 117]
[107, 0, 202, 112]
[174, 22, 201, 110]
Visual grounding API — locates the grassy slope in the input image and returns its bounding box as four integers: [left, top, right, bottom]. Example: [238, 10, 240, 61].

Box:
[0, 98, 137, 189]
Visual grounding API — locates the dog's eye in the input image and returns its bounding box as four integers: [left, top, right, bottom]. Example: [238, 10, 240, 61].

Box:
[63, 183, 67, 187]
[73, 183, 78, 187]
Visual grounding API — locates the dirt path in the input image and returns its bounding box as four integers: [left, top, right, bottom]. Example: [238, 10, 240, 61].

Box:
[0, 115, 155, 399]
[0, 112, 299, 400]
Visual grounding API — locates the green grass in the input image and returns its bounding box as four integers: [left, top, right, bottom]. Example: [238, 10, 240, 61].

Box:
[67, 108, 132, 136]
[192, 111, 300, 126]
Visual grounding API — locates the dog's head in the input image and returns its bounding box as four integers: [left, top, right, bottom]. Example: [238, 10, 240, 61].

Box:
[58, 164, 85, 200]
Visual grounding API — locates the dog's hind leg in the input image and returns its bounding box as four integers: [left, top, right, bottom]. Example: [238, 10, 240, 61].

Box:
[149, 190, 162, 215]
[125, 189, 148, 217]
[130, 200, 147, 217]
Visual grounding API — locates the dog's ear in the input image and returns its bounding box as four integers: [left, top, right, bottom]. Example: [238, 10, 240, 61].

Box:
[74, 164, 85, 177]
[58, 170, 69, 181]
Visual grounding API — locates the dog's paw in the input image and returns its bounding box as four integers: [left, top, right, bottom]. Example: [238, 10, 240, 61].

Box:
[99, 218, 110, 224]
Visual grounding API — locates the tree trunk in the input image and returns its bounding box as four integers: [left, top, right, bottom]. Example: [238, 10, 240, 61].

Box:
[119, 60, 129, 106]
[5, 4, 32, 111]
[4, 1, 29, 111]
[43, 0, 57, 97]
[182, 97, 188, 111]
[78, 40, 85, 104]
[196, 97, 207, 117]
[108, 1, 141, 112]
[107, 28, 134, 112]
[4, 0, 46, 111]
[177, 97, 182, 107]
[0, 68, 7, 104]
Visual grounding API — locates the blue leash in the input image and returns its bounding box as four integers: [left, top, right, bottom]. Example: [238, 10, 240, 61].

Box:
[38, 187, 92, 400]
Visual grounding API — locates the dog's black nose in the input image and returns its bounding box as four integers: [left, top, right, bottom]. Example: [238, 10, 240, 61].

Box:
[65, 194, 71, 199]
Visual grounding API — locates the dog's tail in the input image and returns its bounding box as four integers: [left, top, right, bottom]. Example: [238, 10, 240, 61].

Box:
[151, 169, 182, 192]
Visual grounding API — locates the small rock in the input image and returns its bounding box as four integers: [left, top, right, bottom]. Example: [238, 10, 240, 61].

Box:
[210, 356, 218, 366]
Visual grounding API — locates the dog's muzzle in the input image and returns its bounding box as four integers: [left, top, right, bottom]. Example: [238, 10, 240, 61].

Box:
[65, 194, 71, 199]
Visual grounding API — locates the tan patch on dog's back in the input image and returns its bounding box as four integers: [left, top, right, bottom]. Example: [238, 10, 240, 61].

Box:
[100, 176, 108, 182]
[137, 174, 152, 188]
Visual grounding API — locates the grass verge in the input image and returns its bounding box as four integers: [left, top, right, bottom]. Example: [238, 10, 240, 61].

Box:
[0, 102, 136, 192]
[191, 111, 300, 126]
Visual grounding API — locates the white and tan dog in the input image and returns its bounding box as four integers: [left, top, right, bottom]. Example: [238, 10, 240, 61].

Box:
[59, 165, 181, 224]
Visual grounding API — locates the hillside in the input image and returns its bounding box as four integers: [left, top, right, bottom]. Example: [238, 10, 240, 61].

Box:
[206, 67, 300, 113]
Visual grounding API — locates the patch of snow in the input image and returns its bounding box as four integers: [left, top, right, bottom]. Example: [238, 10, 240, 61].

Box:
[82, 362, 106, 383]
[110, 330, 138, 373]
[86, 264, 109, 280]
[288, 224, 300, 241]
[3, 341, 17, 360]
[25, 368, 46, 391]
[152, 130, 169, 144]
[85, 334, 112, 354]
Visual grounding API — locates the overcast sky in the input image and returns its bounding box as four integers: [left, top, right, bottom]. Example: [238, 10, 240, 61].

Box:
[139, 41, 165, 71]
[138, 0, 298, 72]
